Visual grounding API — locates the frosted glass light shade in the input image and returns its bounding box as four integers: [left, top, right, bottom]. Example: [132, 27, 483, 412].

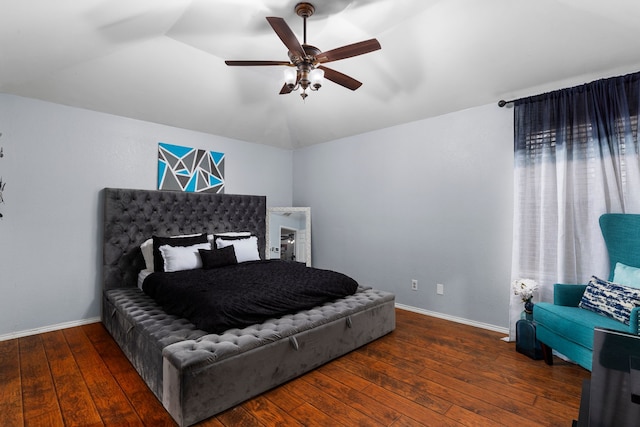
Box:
[283, 68, 297, 86]
[309, 68, 324, 86]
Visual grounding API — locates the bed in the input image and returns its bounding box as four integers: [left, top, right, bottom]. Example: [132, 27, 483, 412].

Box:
[101, 188, 396, 426]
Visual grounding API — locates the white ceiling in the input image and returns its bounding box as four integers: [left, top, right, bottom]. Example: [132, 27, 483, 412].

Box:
[2, 0, 640, 149]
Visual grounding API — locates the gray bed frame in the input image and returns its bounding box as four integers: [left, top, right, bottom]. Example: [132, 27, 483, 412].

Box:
[101, 188, 396, 426]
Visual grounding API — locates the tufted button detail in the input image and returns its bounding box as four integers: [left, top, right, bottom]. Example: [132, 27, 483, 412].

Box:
[103, 189, 267, 290]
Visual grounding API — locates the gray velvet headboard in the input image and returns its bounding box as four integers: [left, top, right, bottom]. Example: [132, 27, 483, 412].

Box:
[102, 188, 266, 290]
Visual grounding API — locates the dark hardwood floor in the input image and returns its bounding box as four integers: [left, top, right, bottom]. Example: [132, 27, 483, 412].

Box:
[1, 309, 589, 426]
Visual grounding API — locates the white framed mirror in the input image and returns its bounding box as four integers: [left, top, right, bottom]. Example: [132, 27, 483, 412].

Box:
[266, 207, 311, 266]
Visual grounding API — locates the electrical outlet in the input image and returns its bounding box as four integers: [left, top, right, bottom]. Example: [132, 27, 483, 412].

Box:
[411, 279, 418, 291]
[436, 283, 444, 295]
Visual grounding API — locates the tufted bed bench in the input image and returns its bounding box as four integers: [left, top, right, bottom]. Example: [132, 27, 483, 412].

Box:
[101, 188, 396, 426]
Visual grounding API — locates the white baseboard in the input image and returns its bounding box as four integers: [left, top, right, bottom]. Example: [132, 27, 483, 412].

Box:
[395, 303, 509, 335]
[0, 317, 101, 341]
[1, 307, 509, 341]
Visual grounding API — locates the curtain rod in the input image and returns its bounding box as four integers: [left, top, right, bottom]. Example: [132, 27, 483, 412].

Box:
[498, 99, 515, 108]
[499, 71, 640, 108]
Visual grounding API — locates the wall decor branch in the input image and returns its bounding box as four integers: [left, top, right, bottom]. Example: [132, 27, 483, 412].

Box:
[0, 132, 4, 218]
[0, 176, 5, 218]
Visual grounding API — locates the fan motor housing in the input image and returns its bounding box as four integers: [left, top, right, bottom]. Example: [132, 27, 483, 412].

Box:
[288, 44, 321, 65]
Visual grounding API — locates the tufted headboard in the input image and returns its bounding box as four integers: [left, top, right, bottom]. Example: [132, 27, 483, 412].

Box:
[102, 188, 266, 290]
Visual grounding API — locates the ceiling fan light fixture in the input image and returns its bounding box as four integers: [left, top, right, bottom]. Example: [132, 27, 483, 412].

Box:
[284, 68, 297, 88]
[284, 65, 322, 88]
[309, 68, 324, 90]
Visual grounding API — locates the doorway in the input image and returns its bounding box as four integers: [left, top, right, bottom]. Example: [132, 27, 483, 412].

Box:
[280, 226, 298, 262]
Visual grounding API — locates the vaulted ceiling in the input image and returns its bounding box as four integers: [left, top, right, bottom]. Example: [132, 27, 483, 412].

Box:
[2, 0, 640, 149]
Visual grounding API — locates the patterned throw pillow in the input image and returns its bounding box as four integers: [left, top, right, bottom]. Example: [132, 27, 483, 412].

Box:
[579, 276, 640, 325]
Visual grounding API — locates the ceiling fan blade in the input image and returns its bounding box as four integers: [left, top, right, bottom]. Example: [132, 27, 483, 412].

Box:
[266, 17, 306, 59]
[316, 39, 381, 63]
[225, 60, 291, 66]
[279, 83, 294, 95]
[318, 66, 362, 91]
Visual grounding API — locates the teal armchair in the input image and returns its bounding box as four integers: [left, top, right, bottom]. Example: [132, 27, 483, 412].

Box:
[533, 214, 640, 371]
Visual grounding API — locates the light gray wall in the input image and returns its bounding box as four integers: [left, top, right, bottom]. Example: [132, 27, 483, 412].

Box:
[0, 94, 293, 337]
[0, 94, 514, 337]
[292, 103, 514, 329]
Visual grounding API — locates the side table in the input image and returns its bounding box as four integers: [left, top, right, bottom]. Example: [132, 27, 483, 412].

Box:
[515, 317, 543, 360]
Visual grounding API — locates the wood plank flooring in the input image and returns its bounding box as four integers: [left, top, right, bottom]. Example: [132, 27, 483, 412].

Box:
[0, 309, 589, 426]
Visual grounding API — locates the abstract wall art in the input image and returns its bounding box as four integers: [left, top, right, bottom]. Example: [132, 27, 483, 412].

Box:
[158, 142, 225, 193]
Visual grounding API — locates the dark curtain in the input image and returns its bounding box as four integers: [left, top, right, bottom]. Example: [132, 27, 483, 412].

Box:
[509, 71, 640, 339]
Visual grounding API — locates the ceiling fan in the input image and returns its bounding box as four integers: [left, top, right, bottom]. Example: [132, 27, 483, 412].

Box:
[225, 2, 381, 100]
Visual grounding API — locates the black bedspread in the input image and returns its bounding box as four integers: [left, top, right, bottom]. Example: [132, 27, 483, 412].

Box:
[142, 260, 359, 333]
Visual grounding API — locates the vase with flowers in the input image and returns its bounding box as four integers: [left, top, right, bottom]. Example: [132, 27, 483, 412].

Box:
[512, 278, 539, 318]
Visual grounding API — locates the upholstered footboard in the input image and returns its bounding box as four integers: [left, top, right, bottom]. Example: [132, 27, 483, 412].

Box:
[102, 287, 395, 426]
[102, 288, 208, 399]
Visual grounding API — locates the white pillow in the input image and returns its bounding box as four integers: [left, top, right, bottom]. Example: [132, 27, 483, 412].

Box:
[215, 236, 260, 263]
[140, 233, 207, 271]
[140, 239, 154, 271]
[137, 269, 153, 290]
[159, 242, 210, 272]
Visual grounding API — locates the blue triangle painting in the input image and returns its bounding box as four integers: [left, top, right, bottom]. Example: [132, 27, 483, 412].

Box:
[158, 142, 225, 193]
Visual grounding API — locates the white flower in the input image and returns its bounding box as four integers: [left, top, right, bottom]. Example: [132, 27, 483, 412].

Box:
[512, 278, 538, 302]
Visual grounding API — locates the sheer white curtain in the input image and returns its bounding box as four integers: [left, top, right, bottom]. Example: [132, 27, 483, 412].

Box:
[508, 73, 640, 340]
